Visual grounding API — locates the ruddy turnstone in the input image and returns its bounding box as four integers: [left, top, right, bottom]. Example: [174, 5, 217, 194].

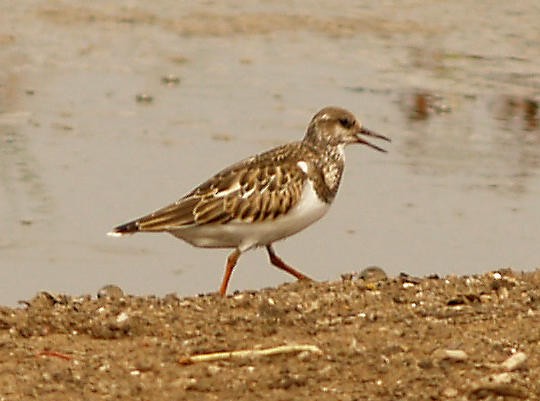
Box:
[108, 106, 390, 296]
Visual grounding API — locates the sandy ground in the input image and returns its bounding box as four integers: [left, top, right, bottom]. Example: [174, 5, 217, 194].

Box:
[1, 1, 540, 304]
[1, 268, 538, 400]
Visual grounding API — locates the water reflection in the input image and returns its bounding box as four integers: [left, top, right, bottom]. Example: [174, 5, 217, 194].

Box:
[494, 95, 539, 132]
[403, 90, 539, 131]
[0, 74, 50, 238]
[399, 90, 540, 195]
[403, 91, 452, 121]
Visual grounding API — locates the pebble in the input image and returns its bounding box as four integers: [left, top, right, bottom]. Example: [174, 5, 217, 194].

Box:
[206, 365, 221, 376]
[500, 352, 527, 371]
[161, 74, 180, 85]
[433, 349, 468, 361]
[135, 93, 153, 103]
[297, 350, 313, 361]
[116, 312, 129, 324]
[97, 285, 124, 300]
[470, 372, 527, 398]
[441, 387, 458, 397]
[358, 266, 387, 282]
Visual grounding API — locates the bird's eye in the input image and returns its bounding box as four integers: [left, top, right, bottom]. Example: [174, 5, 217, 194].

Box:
[338, 118, 352, 128]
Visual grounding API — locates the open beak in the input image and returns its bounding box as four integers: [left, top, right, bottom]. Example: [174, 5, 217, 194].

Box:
[356, 127, 391, 153]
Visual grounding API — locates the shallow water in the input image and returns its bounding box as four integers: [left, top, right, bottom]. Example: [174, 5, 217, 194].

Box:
[0, 1, 539, 305]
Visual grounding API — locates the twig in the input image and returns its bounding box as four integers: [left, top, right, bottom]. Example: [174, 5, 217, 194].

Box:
[36, 350, 72, 361]
[179, 344, 322, 365]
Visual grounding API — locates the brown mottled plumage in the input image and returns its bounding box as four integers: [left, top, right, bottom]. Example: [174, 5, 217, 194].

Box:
[109, 106, 390, 296]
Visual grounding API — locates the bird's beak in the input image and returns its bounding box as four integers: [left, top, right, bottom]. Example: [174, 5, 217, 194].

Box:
[355, 127, 391, 153]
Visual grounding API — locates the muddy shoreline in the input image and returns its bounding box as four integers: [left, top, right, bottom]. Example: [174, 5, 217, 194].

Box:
[1, 268, 538, 400]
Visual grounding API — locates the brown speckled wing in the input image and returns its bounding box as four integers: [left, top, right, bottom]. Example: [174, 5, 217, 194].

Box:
[133, 143, 309, 231]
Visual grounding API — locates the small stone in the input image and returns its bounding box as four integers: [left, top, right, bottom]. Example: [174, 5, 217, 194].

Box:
[97, 285, 124, 300]
[492, 272, 503, 280]
[358, 266, 387, 282]
[161, 74, 180, 86]
[500, 352, 527, 371]
[135, 93, 153, 103]
[25, 292, 60, 309]
[98, 363, 110, 372]
[207, 365, 221, 376]
[297, 350, 313, 361]
[418, 359, 434, 370]
[116, 312, 129, 324]
[184, 378, 198, 390]
[433, 349, 468, 362]
[258, 297, 283, 318]
[441, 387, 458, 397]
[470, 372, 527, 398]
[489, 372, 513, 384]
[399, 272, 421, 284]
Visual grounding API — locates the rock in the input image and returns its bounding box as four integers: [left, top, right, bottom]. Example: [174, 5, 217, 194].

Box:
[97, 285, 124, 300]
[433, 349, 468, 362]
[500, 352, 528, 371]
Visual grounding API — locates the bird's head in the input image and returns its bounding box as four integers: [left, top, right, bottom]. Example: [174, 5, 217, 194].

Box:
[304, 106, 390, 152]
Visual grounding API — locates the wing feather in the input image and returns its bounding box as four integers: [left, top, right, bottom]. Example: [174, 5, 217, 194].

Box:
[136, 197, 199, 231]
[111, 142, 312, 233]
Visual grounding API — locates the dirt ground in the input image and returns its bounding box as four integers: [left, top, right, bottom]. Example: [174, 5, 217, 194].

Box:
[0, 268, 538, 400]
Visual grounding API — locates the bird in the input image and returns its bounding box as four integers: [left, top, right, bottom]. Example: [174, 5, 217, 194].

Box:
[108, 106, 390, 296]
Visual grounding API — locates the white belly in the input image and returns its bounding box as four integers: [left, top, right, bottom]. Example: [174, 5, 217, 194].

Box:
[172, 179, 330, 251]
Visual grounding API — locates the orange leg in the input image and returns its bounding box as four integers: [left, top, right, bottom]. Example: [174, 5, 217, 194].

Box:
[219, 249, 241, 296]
[266, 245, 311, 281]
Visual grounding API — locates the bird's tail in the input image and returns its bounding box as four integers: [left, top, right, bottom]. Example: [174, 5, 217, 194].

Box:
[107, 220, 140, 237]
